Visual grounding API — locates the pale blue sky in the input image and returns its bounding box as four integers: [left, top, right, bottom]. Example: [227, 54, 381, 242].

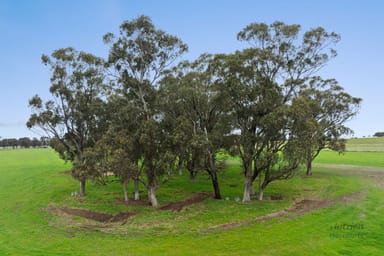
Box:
[0, 0, 383, 138]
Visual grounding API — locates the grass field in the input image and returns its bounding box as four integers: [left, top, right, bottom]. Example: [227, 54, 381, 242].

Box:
[1, 142, 384, 255]
[346, 137, 384, 152]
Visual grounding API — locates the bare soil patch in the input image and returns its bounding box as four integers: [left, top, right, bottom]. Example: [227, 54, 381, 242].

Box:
[48, 205, 135, 223]
[213, 190, 366, 230]
[115, 198, 152, 207]
[159, 192, 212, 212]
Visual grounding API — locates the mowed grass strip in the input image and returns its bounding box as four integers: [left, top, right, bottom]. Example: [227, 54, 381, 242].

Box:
[0, 148, 384, 255]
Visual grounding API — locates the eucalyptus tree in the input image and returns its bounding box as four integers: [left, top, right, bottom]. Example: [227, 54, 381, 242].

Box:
[103, 15, 188, 207]
[215, 21, 341, 201]
[160, 54, 231, 199]
[84, 126, 142, 202]
[297, 77, 361, 176]
[27, 47, 108, 196]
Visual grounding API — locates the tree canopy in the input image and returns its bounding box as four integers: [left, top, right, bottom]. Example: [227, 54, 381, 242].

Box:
[27, 16, 361, 205]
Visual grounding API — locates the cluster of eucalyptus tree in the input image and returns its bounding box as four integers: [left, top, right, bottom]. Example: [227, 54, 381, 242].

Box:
[27, 16, 361, 206]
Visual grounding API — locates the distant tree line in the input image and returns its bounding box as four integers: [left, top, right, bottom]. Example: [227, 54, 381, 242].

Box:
[27, 16, 361, 206]
[373, 132, 384, 137]
[0, 137, 49, 149]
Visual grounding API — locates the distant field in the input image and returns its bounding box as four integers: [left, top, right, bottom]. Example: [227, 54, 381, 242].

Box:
[314, 151, 384, 167]
[313, 137, 384, 168]
[346, 137, 384, 152]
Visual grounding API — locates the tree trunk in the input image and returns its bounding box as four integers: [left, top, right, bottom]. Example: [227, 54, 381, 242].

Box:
[242, 159, 253, 202]
[79, 178, 86, 196]
[208, 170, 222, 199]
[122, 179, 129, 202]
[178, 158, 183, 176]
[242, 175, 253, 202]
[258, 187, 264, 201]
[206, 152, 221, 199]
[189, 170, 196, 183]
[134, 178, 140, 201]
[148, 183, 159, 207]
[306, 159, 313, 176]
[250, 186, 256, 196]
[258, 180, 269, 201]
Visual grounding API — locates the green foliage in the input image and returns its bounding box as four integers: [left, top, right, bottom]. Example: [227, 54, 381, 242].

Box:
[211, 21, 356, 200]
[373, 132, 384, 137]
[28, 18, 361, 206]
[159, 55, 232, 198]
[27, 47, 109, 195]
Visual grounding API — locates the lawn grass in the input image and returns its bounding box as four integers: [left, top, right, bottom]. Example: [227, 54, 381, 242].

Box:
[1, 148, 384, 255]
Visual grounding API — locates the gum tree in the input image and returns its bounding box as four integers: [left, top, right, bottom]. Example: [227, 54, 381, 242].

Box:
[27, 48, 108, 196]
[297, 77, 361, 176]
[216, 21, 341, 201]
[160, 55, 231, 199]
[103, 15, 188, 207]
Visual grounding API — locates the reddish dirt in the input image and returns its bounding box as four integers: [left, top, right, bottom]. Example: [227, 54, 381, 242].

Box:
[213, 190, 366, 230]
[48, 205, 135, 223]
[159, 192, 212, 212]
[115, 198, 152, 207]
[48, 192, 211, 224]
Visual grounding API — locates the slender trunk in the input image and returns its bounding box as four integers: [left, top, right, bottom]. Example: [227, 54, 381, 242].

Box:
[79, 178, 86, 196]
[148, 183, 159, 207]
[122, 179, 129, 203]
[242, 159, 253, 202]
[208, 170, 222, 199]
[134, 178, 140, 201]
[144, 150, 158, 207]
[258, 187, 264, 201]
[189, 170, 196, 183]
[306, 159, 313, 176]
[243, 175, 253, 202]
[178, 158, 183, 176]
[258, 178, 269, 201]
[206, 153, 221, 199]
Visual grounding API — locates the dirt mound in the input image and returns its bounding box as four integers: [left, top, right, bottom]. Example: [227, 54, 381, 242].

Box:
[160, 192, 211, 212]
[110, 211, 136, 222]
[48, 205, 135, 223]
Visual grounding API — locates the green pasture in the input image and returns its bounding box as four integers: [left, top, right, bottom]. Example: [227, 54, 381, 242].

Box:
[314, 151, 384, 168]
[1, 146, 384, 255]
[346, 137, 384, 152]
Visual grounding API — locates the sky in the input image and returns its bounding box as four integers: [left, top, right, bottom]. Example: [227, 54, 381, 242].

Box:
[0, 0, 383, 139]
